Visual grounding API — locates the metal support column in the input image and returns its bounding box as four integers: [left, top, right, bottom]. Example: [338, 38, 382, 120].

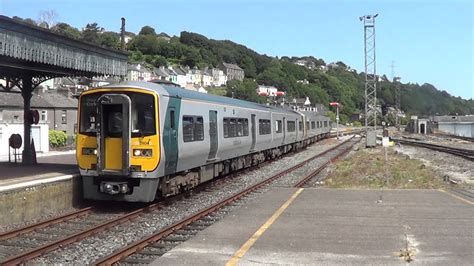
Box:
[360, 14, 378, 147]
[21, 74, 34, 165]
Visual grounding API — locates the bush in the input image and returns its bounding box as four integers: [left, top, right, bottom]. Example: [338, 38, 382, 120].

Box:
[353, 121, 362, 127]
[49, 130, 68, 147]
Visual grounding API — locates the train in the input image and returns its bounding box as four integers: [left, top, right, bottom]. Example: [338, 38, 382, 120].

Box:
[76, 81, 332, 202]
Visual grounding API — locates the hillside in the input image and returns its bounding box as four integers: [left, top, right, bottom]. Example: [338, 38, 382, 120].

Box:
[12, 17, 474, 123]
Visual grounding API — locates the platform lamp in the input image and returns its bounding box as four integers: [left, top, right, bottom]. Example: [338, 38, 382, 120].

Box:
[330, 102, 340, 139]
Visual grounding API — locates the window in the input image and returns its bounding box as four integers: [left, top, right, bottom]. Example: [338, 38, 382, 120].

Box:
[41, 110, 47, 121]
[311, 121, 316, 129]
[61, 110, 67, 124]
[79, 92, 156, 137]
[287, 121, 296, 132]
[298, 121, 303, 131]
[306, 121, 310, 130]
[317, 121, 320, 128]
[183, 115, 204, 142]
[324, 121, 328, 127]
[259, 119, 271, 135]
[224, 117, 248, 138]
[275, 120, 283, 133]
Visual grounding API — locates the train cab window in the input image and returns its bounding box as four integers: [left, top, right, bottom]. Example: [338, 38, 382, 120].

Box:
[224, 117, 248, 138]
[298, 121, 303, 131]
[259, 119, 271, 135]
[275, 120, 283, 133]
[183, 115, 204, 142]
[311, 121, 316, 129]
[287, 121, 296, 132]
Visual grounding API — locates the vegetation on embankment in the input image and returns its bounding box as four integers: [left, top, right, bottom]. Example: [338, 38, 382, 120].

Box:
[325, 146, 446, 189]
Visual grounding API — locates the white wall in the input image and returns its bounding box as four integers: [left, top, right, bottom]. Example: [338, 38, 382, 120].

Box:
[439, 123, 473, 138]
[0, 122, 49, 161]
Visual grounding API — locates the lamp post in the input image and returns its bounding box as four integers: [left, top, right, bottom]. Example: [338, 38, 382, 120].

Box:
[330, 102, 340, 139]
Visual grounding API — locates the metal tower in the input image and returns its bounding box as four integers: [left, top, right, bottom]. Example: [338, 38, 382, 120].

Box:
[360, 14, 378, 136]
[394, 77, 401, 131]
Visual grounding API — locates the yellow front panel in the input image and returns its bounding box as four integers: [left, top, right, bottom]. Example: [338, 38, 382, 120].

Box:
[105, 138, 123, 170]
[76, 134, 97, 169]
[77, 87, 161, 173]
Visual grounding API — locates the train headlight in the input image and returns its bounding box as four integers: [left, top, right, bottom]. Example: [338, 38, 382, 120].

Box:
[133, 149, 152, 157]
[82, 147, 97, 155]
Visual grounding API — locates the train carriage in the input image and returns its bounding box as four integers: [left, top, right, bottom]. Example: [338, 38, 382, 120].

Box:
[77, 81, 331, 202]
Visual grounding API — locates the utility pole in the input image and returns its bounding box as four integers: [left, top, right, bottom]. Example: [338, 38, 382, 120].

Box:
[360, 14, 378, 147]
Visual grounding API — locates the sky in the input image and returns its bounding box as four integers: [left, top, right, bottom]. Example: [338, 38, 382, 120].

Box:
[1, 0, 473, 100]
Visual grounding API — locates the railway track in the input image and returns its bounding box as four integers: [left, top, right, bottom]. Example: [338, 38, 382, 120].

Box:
[394, 137, 474, 161]
[94, 137, 361, 265]
[0, 136, 359, 265]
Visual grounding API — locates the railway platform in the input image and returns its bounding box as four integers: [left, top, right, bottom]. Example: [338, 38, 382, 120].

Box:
[153, 188, 473, 265]
[0, 152, 80, 225]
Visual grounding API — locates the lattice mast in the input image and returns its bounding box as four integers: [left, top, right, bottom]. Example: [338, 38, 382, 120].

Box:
[360, 14, 378, 131]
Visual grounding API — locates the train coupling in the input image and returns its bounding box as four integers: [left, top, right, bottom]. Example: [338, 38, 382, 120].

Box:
[99, 182, 129, 195]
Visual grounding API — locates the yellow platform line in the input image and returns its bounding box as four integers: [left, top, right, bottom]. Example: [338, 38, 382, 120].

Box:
[226, 188, 304, 266]
[438, 189, 474, 205]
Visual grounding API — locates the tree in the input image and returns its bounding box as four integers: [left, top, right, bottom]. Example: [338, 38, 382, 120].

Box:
[139, 26, 157, 36]
[37, 10, 58, 29]
[82, 22, 103, 44]
[226, 79, 263, 102]
[51, 23, 81, 39]
[99, 31, 121, 49]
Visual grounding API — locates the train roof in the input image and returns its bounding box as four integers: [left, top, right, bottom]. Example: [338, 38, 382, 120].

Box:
[98, 81, 299, 115]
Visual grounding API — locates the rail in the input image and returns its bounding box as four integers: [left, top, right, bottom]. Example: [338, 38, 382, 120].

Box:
[94, 137, 360, 265]
[393, 137, 474, 161]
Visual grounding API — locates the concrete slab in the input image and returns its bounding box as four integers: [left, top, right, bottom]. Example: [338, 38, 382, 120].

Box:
[153, 188, 473, 265]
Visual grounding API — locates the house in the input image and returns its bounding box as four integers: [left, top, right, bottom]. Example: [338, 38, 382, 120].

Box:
[166, 66, 178, 84]
[153, 66, 170, 81]
[257, 85, 278, 96]
[211, 68, 227, 86]
[219, 62, 244, 81]
[295, 59, 307, 66]
[190, 67, 203, 85]
[0, 88, 78, 136]
[185, 83, 208, 94]
[201, 67, 214, 87]
[173, 66, 188, 88]
[127, 63, 152, 81]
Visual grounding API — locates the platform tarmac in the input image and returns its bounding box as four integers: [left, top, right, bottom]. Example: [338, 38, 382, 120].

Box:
[0, 152, 80, 225]
[153, 188, 473, 265]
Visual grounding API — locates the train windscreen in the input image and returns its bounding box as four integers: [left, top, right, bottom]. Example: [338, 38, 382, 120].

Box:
[79, 92, 156, 137]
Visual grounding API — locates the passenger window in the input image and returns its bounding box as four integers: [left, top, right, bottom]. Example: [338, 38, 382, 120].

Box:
[170, 110, 175, 129]
[276, 120, 283, 133]
[287, 121, 296, 132]
[182, 115, 204, 142]
[259, 119, 271, 135]
[324, 121, 328, 127]
[298, 121, 303, 131]
[311, 121, 315, 129]
[224, 117, 248, 138]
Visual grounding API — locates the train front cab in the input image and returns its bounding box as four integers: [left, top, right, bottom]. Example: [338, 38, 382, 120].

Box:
[77, 88, 161, 202]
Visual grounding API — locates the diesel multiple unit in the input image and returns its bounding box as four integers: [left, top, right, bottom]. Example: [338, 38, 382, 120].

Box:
[76, 81, 331, 202]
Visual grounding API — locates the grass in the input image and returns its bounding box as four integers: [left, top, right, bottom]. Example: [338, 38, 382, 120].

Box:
[207, 87, 227, 96]
[324, 146, 446, 189]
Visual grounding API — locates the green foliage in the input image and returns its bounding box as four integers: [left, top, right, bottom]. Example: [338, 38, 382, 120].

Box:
[49, 130, 68, 147]
[82, 22, 103, 44]
[139, 25, 157, 36]
[225, 79, 265, 103]
[99, 31, 121, 49]
[51, 22, 81, 39]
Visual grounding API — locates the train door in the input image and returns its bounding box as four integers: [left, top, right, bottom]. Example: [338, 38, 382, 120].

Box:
[163, 97, 180, 175]
[96, 94, 131, 175]
[250, 114, 256, 152]
[208, 110, 218, 160]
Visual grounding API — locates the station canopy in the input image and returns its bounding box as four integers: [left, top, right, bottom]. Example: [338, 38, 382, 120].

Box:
[0, 15, 128, 164]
